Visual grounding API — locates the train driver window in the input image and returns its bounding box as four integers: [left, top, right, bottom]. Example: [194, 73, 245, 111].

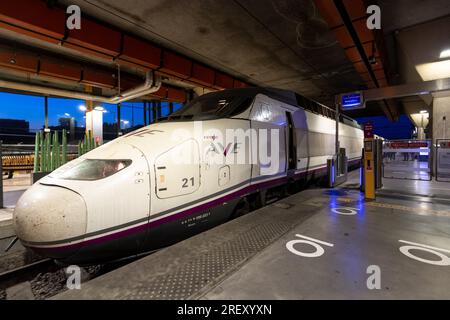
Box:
[50, 159, 132, 181]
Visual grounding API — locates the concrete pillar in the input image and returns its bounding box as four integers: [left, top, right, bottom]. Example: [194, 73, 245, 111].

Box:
[84, 85, 103, 144]
[417, 127, 425, 140]
[433, 97, 450, 141]
[85, 109, 103, 145]
[410, 113, 429, 140]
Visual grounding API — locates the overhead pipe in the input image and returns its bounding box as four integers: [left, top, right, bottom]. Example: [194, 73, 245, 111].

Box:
[110, 71, 161, 104]
[0, 71, 161, 104]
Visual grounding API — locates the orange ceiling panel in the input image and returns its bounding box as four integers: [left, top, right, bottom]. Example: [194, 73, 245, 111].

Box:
[378, 78, 388, 87]
[233, 79, 248, 88]
[370, 60, 384, 72]
[118, 74, 142, 91]
[82, 68, 116, 89]
[353, 61, 368, 73]
[119, 35, 161, 69]
[373, 68, 386, 80]
[342, 0, 367, 21]
[0, 0, 65, 40]
[353, 19, 374, 43]
[189, 63, 215, 86]
[167, 87, 186, 102]
[0, 21, 60, 44]
[344, 47, 361, 63]
[63, 42, 113, 61]
[214, 72, 234, 89]
[333, 26, 354, 48]
[0, 47, 38, 73]
[345, 41, 380, 63]
[147, 86, 168, 100]
[160, 51, 193, 79]
[40, 58, 81, 81]
[66, 17, 121, 57]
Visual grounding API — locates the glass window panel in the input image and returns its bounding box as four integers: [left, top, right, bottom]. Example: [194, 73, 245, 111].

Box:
[0, 92, 44, 144]
[173, 102, 183, 112]
[161, 102, 170, 117]
[51, 159, 132, 181]
[48, 97, 86, 143]
[101, 103, 118, 141]
[120, 101, 144, 133]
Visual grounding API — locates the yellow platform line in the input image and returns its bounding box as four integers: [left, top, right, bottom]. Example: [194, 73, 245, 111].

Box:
[336, 197, 450, 217]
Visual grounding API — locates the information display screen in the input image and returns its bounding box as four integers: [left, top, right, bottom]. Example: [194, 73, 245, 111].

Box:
[341, 92, 365, 110]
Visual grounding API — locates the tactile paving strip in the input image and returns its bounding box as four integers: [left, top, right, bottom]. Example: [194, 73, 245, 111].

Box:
[121, 219, 297, 300]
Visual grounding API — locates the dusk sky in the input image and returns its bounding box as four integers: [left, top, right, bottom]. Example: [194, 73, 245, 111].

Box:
[0, 92, 180, 132]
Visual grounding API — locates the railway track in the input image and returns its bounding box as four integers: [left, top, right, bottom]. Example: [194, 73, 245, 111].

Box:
[0, 258, 55, 289]
[0, 258, 59, 300]
[0, 254, 140, 300]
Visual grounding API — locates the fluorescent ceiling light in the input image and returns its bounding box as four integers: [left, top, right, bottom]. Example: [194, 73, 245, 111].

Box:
[420, 110, 428, 114]
[416, 59, 450, 81]
[440, 49, 450, 59]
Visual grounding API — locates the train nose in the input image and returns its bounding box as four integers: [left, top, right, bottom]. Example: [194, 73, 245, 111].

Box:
[14, 184, 87, 245]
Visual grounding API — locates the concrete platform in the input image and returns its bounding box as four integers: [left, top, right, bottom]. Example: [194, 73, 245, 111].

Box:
[54, 174, 450, 300]
[0, 208, 13, 226]
[2, 173, 32, 193]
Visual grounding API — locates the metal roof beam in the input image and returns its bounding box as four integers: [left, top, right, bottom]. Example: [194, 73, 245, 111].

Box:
[363, 78, 450, 101]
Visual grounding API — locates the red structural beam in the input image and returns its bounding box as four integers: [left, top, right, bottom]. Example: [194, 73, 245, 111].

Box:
[0, 43, 187, 102]
[0, 0, 249, 92]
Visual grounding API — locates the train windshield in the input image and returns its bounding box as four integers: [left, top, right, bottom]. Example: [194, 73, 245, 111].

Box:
[169, 94, 254, 120]
[50, 159, 132, 181]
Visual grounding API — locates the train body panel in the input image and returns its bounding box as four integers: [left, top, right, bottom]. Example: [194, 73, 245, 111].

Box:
[13, 88, 364, 265]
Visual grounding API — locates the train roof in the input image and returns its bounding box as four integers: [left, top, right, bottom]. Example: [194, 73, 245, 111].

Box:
[197, 87, 309, 107]
[168, 87, 362, 129]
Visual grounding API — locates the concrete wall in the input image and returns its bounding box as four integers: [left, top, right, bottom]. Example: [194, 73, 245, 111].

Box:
[433, 97, 450, 141]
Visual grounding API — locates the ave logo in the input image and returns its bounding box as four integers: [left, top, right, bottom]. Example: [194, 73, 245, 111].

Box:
[209, 142, 240, 156]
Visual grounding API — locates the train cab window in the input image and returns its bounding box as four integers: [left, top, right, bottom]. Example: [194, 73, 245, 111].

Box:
[50, 159, 132, 181]
[169, 94, 254, 120]
[170, 96, 234, 119]
[228, 97, 254, 116]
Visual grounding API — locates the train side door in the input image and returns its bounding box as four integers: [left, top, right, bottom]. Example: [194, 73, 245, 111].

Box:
[249, 96, 287, 178]
[286, 111, 296, 171]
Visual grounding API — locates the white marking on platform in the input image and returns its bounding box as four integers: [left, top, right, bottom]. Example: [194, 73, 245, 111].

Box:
[331, 207, 359, 215]
[398, 240, 450, 266]
[286, 234, 334, 258]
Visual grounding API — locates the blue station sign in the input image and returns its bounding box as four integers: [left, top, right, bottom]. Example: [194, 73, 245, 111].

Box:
[340, 92, 365, 110]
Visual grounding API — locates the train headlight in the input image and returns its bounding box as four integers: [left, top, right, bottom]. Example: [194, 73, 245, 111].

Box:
[14, 184, 87, 244]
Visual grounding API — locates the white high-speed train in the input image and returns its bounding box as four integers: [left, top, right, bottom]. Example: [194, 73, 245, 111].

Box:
[14, 88, 363, 265]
